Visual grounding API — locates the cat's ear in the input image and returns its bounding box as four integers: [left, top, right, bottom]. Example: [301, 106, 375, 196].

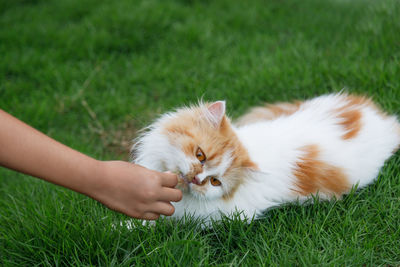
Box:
[206, 101, 226, 128]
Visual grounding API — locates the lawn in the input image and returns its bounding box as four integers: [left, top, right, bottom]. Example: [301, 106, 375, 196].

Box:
[1, 0, 400, 265]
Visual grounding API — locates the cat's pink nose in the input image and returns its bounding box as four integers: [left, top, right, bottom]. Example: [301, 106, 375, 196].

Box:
[191, 176, 201, 185]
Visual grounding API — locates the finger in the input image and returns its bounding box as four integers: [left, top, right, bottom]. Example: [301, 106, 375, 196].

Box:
[158, 187, 183, 202]
[142, 212, 160, 220]
[160, 172, 179, 187]
[152, 201, 175, 216]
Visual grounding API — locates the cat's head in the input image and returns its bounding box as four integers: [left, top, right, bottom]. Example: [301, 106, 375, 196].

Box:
[132, 101, 258, 201]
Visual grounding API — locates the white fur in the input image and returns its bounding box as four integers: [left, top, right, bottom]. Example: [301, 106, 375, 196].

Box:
[132, 94, 400, 222]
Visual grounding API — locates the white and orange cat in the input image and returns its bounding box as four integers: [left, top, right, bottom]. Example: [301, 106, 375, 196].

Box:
[132, 93, 400, 222]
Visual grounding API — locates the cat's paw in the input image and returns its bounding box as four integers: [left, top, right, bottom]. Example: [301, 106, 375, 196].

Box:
[141, 220, 156, 227]
[114, 219, 156, 230]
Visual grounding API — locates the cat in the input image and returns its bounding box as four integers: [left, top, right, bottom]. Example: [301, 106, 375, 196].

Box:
[131, 93, 400, 222]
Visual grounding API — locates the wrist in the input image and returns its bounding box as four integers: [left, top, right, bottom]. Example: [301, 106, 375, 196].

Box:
[77, 158, 108, 198]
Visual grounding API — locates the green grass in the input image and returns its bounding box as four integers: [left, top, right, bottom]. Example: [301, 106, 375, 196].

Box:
[1, 0, 400, 265]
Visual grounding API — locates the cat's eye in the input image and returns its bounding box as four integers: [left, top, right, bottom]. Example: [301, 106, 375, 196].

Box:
[196, 147, 206, 164]
[210, 177, 222, 186]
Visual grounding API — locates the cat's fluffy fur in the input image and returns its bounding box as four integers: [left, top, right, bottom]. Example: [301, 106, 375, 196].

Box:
[132, 93, 400, 222]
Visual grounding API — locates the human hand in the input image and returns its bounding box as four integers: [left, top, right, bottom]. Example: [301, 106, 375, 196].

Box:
[90, 161, 183, 220]
[0, 110, 183, 220]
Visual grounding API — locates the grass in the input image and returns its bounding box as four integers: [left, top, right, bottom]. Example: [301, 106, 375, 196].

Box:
[1, 0, 400, 265]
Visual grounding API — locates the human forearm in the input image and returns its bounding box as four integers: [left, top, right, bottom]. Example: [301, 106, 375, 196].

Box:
[0, 109, 100, 195]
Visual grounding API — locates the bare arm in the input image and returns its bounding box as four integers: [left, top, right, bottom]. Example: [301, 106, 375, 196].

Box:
[0, 109, 182, 220]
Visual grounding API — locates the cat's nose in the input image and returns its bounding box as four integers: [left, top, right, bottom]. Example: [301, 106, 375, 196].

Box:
[191, 176, 201, 185]
[186, 163, 203, 183]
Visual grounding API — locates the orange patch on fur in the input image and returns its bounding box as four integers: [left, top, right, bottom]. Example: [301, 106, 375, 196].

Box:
[293, 145, 350, 196]
[346, 95, 371, 106]
[335, 94, 398, 140]
[265, 101, 303, 117]
[347, 95, 400, 153]
[337, 109, 362, 140]
[334, 95, 370, 140]
[348, 95, 390, 118]
[177, 139, 193, 155]
[235, 101, 302, 126]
